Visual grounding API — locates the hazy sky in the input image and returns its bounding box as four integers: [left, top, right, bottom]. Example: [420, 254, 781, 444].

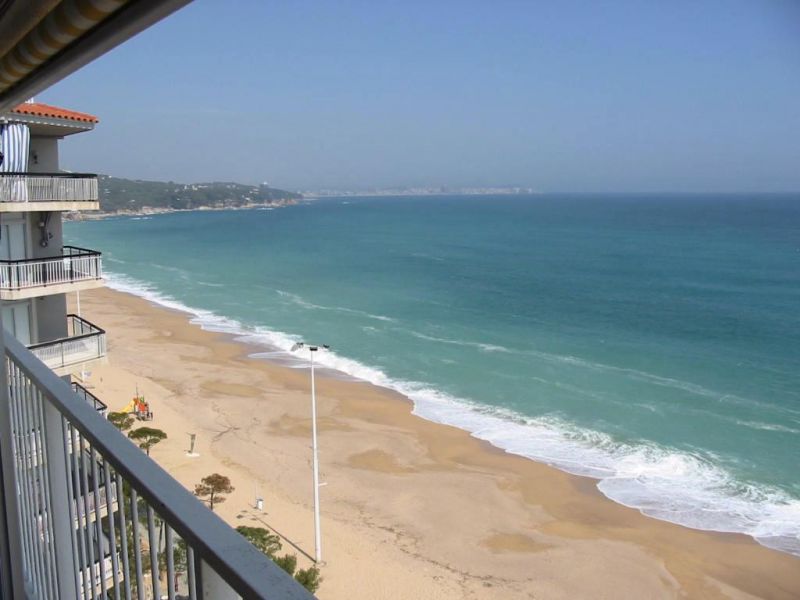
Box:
[41, 0, 800, 192]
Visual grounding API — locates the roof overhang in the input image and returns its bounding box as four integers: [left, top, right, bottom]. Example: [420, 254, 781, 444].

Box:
[0, 112, 95, 136]
[0, 0, 193, 112]
[1, 101, 99, 135]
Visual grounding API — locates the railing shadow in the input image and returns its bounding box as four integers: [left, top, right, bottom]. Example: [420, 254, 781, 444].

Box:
[237, 508, 316, 563]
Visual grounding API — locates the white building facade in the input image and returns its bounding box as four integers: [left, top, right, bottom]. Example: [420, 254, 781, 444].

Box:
[0, 102, 106, 378]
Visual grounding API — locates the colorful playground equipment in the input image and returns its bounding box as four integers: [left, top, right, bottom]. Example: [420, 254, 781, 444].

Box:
[121, 391, 153, 421]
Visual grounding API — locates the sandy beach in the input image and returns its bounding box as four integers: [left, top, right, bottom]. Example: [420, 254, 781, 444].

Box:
[72, 287, 800, 599]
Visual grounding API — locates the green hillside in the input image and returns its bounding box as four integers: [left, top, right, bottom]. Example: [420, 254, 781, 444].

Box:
[97, 175, 302, 213]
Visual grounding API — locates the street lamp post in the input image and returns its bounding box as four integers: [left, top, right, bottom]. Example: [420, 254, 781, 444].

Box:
[290, 342, 329, 564]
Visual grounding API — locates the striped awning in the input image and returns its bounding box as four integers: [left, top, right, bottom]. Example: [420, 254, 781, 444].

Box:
[0, 0, 192, 112]
[0, 122, 29, 172]
[0, 0, 130, 96]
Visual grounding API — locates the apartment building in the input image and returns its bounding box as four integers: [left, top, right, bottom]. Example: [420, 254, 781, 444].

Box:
[1, 101, 106, 380]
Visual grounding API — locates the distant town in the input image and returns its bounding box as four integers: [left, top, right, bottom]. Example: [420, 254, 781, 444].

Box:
[301, 186, 538, 197]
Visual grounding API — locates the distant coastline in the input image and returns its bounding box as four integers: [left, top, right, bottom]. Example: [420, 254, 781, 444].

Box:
[66, 175, 545, 219]
[302, 186, 539, 197]
[65, 173, 302, 220]
[65, 198, 299, 221]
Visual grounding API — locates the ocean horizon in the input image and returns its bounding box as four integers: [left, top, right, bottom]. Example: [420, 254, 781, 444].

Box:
[66, 193, 800, 556]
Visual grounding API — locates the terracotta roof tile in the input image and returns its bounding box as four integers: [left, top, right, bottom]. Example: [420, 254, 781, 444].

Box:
[9, 102, 98, 124]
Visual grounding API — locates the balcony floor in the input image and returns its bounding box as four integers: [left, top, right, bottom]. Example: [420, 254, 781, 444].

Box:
[0, 201, 100, 212]
[0, 277, 104, 300]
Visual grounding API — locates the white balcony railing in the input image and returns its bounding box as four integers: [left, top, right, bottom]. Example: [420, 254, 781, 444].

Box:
[0, 246, 102, 293]
[71, 478, 117, 528]
[0, 172, 98, 203]
[0, 333, 315, 599]
[28, 315, 106, 371]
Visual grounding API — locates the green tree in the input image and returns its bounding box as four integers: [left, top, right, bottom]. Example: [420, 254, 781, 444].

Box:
[128, 427, 167, 456]
[108, 411, 134, 432]
[295, 566, 322, 593]
[193, 473, 234, 510]
[273, 554, 297, 576]
[236, 526, 281, 557]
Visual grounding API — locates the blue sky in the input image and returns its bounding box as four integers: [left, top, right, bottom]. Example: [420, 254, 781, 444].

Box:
[42, 0, 800, 192]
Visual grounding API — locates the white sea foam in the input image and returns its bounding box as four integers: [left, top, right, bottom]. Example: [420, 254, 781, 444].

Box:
[276, 289, 395, 322]
[734, 420, 800, 434]
[105, 271, 800, 557]
[149, 263, 191, 280]
[523, 349, 796, 415]
[408, 331, 511, 353]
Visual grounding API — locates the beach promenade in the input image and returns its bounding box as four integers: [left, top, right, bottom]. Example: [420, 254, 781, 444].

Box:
[75, 287, 800, 600]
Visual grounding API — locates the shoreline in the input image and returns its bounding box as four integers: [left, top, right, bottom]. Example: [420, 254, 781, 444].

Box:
[75, 286, 800, 599]
[64, 198, 300, 221]
[100, 273, 800, 560]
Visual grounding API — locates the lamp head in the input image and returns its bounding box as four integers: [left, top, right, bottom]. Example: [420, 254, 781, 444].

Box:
[290, 341, 329, 352]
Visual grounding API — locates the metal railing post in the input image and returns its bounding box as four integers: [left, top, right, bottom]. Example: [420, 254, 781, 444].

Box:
[42, 396, 79, 600]
[0, 329, 27, 598]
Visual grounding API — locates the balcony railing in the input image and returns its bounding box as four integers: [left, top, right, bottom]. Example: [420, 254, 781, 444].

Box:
[28, 315, 106, 371]
[0, 246, 102, 293]
[0, 333, 314, 599]
[71, 382, 107, 415]
[0, 172, 98, 204]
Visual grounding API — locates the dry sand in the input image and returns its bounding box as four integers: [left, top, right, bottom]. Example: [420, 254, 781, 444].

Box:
[72, 287, 800, 599]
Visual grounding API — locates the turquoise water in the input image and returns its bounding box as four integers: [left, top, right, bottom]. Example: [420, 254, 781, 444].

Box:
[66, 194, 800, 555]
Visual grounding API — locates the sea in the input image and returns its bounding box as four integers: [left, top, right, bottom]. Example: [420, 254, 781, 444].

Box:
[65, 193, 800, 556]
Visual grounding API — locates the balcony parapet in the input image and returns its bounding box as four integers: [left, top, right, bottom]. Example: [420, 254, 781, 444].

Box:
[28, 314, 106, 374]
[0, 246, 102, 299]
[0, 172, 99, 211]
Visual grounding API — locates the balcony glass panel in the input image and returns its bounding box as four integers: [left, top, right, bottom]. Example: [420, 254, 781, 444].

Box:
[28, 315, 106, 371]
